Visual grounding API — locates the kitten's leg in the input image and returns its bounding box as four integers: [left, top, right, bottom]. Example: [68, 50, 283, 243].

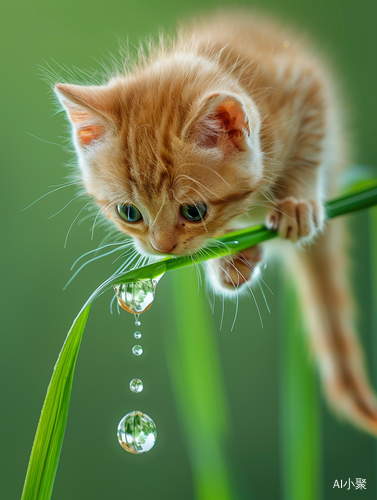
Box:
[265, 80, 330, 244]
[207, 244, 263, 291]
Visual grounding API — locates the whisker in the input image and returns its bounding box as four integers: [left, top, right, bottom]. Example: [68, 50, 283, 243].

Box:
[202, 244, 264, 328]
[22, 181, 77, 212]
[258, 279, 271, 313]
[110, 293, 117, 314]
[27, 132, 70, 151]
[231, 284, 239, 332]
[174, 162, 231, 188]
[64, 198, 96, 248]
[174, 174, 222, 200]
[48, 192, 85, 219]
[71, 240, 131, 270]
[64, 243, 130, 290]
[226, 259, 264, 328]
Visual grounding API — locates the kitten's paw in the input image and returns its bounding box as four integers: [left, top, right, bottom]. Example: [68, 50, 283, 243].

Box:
[207, 245, 263, 292]
[266, 198, 324, 243]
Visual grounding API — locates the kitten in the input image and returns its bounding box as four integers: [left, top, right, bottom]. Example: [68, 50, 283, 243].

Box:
[54, 12, 377, 435]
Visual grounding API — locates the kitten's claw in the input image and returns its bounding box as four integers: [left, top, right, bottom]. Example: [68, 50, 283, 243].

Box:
[208, 245, 263, 291]
[266, 198, 324, 243]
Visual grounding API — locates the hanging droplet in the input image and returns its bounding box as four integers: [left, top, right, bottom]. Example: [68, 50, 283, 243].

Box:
[134, 331, 142, 339]
[129, 378, 143, 393]
[132, 345, 143, 356]
[117, 411, 157, 454]
[134, 314, 141, 327]
[114, 274, 165, 315]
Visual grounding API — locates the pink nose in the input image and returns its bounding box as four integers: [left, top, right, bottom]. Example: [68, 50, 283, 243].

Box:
[151, 241, 176, 254]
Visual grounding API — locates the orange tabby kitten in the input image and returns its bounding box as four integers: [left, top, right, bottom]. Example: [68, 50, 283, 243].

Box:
[54, 12, 377, 435]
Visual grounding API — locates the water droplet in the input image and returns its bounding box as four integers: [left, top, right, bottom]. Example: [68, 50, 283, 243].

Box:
[114, 274, 164, 315]
[129, 378, 143, 393]
[134, 331, 142, 339]
[132, 345, 143, 356]
[117, 411, 157, 454]
[134, 314, 141, 327]
[263, 262, 267, 270]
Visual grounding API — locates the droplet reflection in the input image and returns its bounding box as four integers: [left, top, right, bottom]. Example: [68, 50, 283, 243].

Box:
[114, 274, 164, 315]
[117, 411, 157, 454]
[132, 345, 143, 356]
[129, 378, 143, 393]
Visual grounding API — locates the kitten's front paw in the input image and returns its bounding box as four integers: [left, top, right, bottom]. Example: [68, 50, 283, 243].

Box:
[207, 245, 263, 292]
[266, 198, 325, 243]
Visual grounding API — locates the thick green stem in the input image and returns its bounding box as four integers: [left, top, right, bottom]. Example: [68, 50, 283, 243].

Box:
[280, 282, 322, 500]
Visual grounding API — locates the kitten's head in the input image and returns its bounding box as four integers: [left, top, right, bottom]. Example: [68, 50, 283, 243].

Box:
[55, 56, 265, 256]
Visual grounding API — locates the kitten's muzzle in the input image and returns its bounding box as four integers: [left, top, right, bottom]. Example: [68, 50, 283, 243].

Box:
[150, 241, 177, 254]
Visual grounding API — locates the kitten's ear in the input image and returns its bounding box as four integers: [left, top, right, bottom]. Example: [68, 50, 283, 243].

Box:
[189, 93, 251, 150]
[55, 84, 117, 148]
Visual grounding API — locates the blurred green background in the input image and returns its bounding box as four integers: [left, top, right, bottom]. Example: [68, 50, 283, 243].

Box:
[1, 0, 377, 499]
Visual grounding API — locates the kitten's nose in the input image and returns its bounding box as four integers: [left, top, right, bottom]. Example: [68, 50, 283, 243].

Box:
[151, 241, 177, 254]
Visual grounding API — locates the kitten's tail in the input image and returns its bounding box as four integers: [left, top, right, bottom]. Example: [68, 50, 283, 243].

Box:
[288, 219, 377, 435]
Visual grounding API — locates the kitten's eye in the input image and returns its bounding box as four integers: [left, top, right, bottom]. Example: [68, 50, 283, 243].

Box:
[117, 204, 143, 222]
[181, 203, 207, 222]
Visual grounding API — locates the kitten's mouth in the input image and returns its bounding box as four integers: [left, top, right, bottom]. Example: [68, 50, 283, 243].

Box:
[144, 245, 198, 259]
[136, 237, 208, 259]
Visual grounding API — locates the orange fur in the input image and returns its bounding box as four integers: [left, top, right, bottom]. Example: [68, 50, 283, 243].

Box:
[54, 11, 377, 435]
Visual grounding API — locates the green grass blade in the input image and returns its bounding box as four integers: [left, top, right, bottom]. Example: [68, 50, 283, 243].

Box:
[21, 305, 91, 500]
[165, 268, 241, 500]
[280, 282, 321, 500]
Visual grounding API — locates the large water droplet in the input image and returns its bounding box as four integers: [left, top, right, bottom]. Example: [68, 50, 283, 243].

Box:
[132, 345, 143, 356]
[117, 411, 157, 454]
[134, 331, 142, 339]
[129, 378, 143, 393]
[114, 274, 164, 315]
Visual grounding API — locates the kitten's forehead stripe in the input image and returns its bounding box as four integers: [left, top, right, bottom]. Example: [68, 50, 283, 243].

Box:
[155, 170, 170, 193]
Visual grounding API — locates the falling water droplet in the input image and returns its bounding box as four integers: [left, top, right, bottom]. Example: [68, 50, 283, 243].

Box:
[132, 345, 143, 356]
[117, 411, 157, 454]
[114, 274, 165, 315]
[263, 262, 268, 270]
[129, 378, 143, 393]
[134, 331, 142, 339]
